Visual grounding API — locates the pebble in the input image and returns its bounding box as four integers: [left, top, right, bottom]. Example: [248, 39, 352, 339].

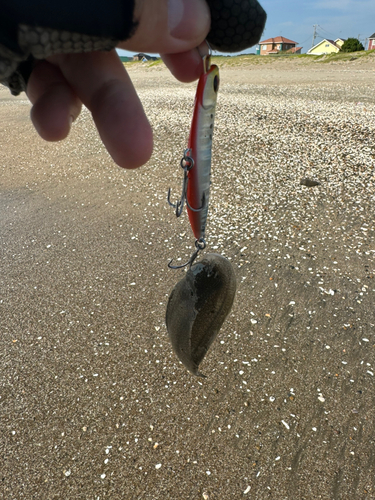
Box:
[300, 178, 321, 187]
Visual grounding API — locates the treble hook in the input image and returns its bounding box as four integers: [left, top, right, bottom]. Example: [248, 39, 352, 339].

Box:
[168, 238, 206, 269]
[167, 170, 188, 217]
[167, 149, 205, 217]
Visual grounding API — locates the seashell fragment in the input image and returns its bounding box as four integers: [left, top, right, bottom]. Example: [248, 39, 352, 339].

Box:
[166, 254, 236, 376]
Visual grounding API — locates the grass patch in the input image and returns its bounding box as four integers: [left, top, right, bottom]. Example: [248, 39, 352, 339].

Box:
[122, 50, 375, 71]
[211, 49, 375, 67]
[122, 60, 141, 67]
[313, 49, 375, 63]
[123, 58, 164, 69]
[147, 59, 164, 67]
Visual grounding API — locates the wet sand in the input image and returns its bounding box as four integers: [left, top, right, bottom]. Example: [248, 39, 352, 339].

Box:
[1, 56, 375, 499]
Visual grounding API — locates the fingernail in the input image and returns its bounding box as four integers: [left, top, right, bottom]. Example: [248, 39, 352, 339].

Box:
[69, 115, 74, 127]
[168, 0, 210, 41]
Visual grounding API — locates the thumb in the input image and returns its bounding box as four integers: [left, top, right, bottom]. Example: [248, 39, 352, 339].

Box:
[118, 0, 210, 54]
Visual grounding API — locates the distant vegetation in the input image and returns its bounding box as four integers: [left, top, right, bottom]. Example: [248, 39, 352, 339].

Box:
[341, 38, 365, 53]
[210, 49, 374, 66]
[122, 49, 375, 70]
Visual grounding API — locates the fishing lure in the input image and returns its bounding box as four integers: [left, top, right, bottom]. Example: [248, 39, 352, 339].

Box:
[166, 49, 237, 376]
[168, 49, 219, 268]
[165, 1, 266, 374]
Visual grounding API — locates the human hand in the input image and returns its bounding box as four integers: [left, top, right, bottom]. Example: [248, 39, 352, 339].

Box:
[26, 0, 211, 169]
[25, 0, 266, 169]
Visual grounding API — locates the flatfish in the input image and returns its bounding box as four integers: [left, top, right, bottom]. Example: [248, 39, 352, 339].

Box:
[166, 253, 236, 376]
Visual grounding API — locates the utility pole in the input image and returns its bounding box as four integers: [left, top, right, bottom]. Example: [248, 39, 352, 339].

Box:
[311, 25, 318, 48]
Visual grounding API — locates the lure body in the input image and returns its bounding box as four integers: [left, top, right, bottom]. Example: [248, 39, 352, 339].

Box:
[186, 63, 219, 241]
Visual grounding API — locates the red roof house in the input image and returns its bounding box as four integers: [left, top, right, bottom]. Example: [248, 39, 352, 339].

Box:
[368, 32, 375, 50]
[259, 36, 299, 55]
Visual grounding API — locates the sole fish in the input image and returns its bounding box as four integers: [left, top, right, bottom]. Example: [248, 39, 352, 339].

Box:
[166, 254, 236, 376]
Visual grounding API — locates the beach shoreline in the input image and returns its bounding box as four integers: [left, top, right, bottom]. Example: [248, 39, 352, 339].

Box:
[1, 58, 375, 499]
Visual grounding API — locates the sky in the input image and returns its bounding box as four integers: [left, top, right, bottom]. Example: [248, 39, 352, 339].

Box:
[118, 0, 375, 58]
[256, 0, 375, 53]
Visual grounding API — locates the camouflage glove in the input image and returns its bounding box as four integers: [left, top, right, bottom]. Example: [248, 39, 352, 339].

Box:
[0, 0, 266, 95]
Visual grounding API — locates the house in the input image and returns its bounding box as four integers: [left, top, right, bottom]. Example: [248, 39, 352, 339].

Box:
[368, 33, 375, 50]
[132, 53, 158, 62]
[307, 38, 345, 55]
[258, 36, 299, 55]
[285, 46, 302, 54]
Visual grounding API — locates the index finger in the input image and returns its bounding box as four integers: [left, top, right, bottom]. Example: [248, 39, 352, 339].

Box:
[48, 50, 153, 169]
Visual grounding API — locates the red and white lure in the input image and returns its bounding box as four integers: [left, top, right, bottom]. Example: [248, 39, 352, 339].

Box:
[165, 50, 237, 376]
[168, 49, 220, 268]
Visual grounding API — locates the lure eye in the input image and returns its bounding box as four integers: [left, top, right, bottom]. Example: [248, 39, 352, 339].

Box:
[213, 75, 219, 93]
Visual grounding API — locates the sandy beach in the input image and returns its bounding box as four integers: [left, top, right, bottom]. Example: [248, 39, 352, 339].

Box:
[1, 54, 375, 499]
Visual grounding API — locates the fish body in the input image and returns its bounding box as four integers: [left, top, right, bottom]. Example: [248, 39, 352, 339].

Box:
[166, 253, 236, 376]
